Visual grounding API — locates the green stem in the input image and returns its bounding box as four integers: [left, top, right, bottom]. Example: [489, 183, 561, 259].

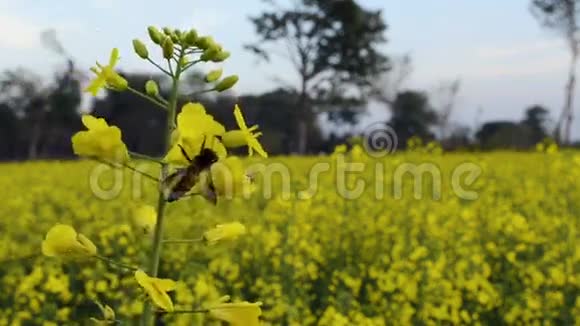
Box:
[142, 49, 184, 326]
[94, 255, 139, 271]
[127, 86, 167, 110]
[91, 158, 159, 182]
[129, 151, 164, 164]
[167, 309, 208, 314]
[182, 59, 202, 72]
[121, 163, 159, 182]
[146, 57, 172, 76]
[162, 237, 204, 244]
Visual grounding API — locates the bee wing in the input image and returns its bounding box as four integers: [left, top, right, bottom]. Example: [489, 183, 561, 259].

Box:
[200, 172, 217, 205]
[161, 168, 188, 200]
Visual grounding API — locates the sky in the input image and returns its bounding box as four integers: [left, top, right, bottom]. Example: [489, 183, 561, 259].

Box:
[0, 0, 577, 139]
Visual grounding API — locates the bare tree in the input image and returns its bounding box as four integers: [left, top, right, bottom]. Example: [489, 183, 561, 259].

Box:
[531, 0, 580, 144]
[431, 79, 461, 142]
[371, 54, 412, 108]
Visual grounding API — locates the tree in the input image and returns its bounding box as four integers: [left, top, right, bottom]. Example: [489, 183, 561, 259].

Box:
[475, 121, 536, 150]
[388, 90, 438, 148]
[521, 104, 550, 144]
[531, 0, 580, 144]
[246, 0, 389, 153]
[431, 79, 461, 143]
[371, 54, 413, 107]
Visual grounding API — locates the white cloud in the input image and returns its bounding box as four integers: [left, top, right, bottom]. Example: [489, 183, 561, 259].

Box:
[0, 14, 42, 49]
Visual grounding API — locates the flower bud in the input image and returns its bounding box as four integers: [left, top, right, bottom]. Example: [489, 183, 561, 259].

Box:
[212, 51, 230, 62]
[184, 29, 198, 46]
[170, 32, 180, 43]
[147, 26, 163, 44]
[196, 36, 214, 50]
[145, 80, 159, 97]
[109, 74, 128, 91]
[132, 39, 149, 59]
[215, 75, 239, 92]
[162, 37, 174, 59]
[163, 27, 172, 35]
[205, 69, 223, 83]
[200, 47, 219, 61]
[179, 56, 189, 67]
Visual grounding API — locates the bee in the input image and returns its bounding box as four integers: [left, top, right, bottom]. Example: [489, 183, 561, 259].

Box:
[161, 137, 219, 204]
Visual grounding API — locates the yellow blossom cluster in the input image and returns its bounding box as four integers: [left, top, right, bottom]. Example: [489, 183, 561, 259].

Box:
[1, 144, 579, 324]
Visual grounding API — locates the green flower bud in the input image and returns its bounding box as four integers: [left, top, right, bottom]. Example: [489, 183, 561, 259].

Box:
[170, 32, 180, 43]
[205, 69, 223, 83]
[162, 27, 172, 35]
[145, 80, 159, 97]
[181, 56, 190, 66]
[196, 36, 214, 50]
[212, 51, 230, 62]
[147, 26, 163, 44]
[109, 74, 128, 92]
[200, 47, 219, 61]
[184, 29, 198, 46]
[162, 37, 174, 59]
[215, 75, 239, 92]
[132, 39, 149, 59]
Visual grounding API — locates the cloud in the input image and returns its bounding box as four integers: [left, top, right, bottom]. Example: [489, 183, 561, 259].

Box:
[0, 14, 42, 49]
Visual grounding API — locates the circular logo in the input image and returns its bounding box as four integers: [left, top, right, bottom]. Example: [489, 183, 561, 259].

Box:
[362, 122, 398, 158]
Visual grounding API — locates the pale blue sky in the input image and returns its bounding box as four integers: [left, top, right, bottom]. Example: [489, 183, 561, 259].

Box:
[0, 0, 577, 138]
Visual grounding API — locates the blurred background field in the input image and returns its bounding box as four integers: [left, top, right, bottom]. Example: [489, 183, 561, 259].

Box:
[2, 148, 580, 325]
[3, 0, 580, 325]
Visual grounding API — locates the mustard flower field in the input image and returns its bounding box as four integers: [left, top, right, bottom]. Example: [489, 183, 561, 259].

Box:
[2, 148, 580, 325]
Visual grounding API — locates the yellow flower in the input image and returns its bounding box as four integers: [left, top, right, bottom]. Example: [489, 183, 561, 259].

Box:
[203, 222, 247, 244]
[222, 105, 267, 158]
[208, 298, 262, 326]
[41, 224, 97, 258]
[89, 301, 115, 325]
[193, 156, 255, 200]
[134, 270, 176, 312]
[164, 102, 227, 166]
[71, 115, 129, 163]
[132, 204, 157, 234]
[85, 48, 128, 96]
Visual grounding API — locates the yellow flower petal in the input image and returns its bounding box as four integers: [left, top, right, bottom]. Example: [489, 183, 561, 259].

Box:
[71, 115, 129, 163]
[209, 301, 262, 326]
[41, 224, 97, 258]
[203, 222, 247, 244]
[132, 204, 157, 234]
[134, 270, 176, 312]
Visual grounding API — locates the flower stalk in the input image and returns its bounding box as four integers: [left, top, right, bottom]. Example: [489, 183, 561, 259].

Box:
[64, 26, 265, 326]
[141, 47, 184, 326]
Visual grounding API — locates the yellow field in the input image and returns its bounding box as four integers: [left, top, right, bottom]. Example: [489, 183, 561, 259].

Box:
[1, 149, 580, 325]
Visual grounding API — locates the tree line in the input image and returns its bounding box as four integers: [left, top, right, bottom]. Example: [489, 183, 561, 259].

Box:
[0, 0, 576, 160]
